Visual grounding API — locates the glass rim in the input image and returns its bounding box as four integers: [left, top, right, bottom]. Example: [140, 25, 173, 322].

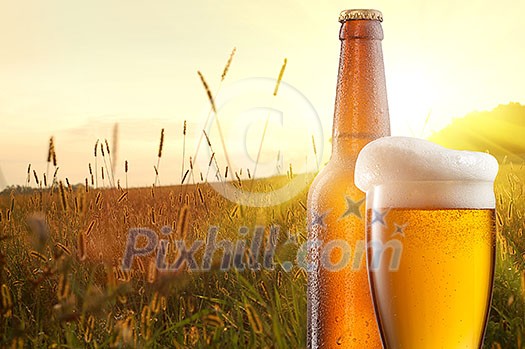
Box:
[366, 180, 496, 210]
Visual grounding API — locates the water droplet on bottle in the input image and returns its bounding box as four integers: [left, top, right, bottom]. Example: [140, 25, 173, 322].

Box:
[336, 336, 343, 345]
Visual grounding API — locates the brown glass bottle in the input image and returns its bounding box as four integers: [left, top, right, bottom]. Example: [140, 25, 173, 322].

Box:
[307, 9, 390, 349]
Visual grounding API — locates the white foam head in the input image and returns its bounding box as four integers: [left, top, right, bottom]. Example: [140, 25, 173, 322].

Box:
[354, 137, 499, 208]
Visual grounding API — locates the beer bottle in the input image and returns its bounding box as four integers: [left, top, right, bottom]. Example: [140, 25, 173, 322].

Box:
[307, 9, 390, 348]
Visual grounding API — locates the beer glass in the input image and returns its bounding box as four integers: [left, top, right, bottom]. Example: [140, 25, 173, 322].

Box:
[365, 180, 496, 348]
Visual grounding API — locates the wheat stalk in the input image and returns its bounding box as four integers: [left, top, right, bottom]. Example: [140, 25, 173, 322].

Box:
[244, 303, 263, 334]
[177, 205, 190, 241]
[51, 167, 59, 188]
[85, 220, 96, 237]
[191, 49, 236, 183]
[197, 71, 232, 174]
[46, 137, 54, 184]
[201, 130, 223, 183]
[155, 128, 164, 186]
[181, 169, 189, 185]
[251, 58, 288, 187]
[84, 315, 95, 343]
[124, 160, 128, 190]
[117, 191, 128, 204]
[59, 180, 67, 211]
[52, 145, 57, 168]
[94, 139, 99, 188]
[204, 153, 215, 183]
[26, 164, 31, 186]
[235, 172, 242, 187]
[221, 47, 236, 82]
[273, 58, 287, 96]
[78, 231, 87, 261]
[100, 142, 112, 188]
[89, 163, 94, 186]
[150, 207, 156, 225]
[189, 156, 196, 184]
[182, 120, 187, 183]
[198, 71, 216, 113]
[105, 139, 115, 187]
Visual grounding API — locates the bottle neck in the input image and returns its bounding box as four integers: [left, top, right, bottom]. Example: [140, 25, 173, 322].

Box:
[331, 19, 390, 157]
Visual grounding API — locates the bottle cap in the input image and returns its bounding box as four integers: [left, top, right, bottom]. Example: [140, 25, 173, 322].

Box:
[338, 9, 383, 23]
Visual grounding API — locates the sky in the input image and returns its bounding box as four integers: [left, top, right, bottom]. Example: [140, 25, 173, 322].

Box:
[1, 0, 524, 189]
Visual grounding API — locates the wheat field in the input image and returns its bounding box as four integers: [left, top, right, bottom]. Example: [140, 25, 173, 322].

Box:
[0, 154, 523, 348]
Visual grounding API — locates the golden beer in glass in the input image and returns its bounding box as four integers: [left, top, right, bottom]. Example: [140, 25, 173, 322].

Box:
[355, 137, 498, 348]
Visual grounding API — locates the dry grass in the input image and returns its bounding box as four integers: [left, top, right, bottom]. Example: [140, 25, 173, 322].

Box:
[0, 52, 522, 347]
[1, 159, 523, 347]
[0, 172, 311, 348]
[485, 160, 525, 348]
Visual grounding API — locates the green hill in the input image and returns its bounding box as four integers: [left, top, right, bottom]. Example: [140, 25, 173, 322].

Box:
[429, 102, 525, 162]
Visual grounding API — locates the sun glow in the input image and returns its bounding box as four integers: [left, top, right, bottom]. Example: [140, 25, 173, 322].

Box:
[387, 63, 440, 138]
[0, 0, 524, 189]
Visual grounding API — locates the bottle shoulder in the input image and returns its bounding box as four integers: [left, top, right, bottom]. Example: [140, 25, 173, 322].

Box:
[307, 160, 362, 204]
[310, 159, 357, 185]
